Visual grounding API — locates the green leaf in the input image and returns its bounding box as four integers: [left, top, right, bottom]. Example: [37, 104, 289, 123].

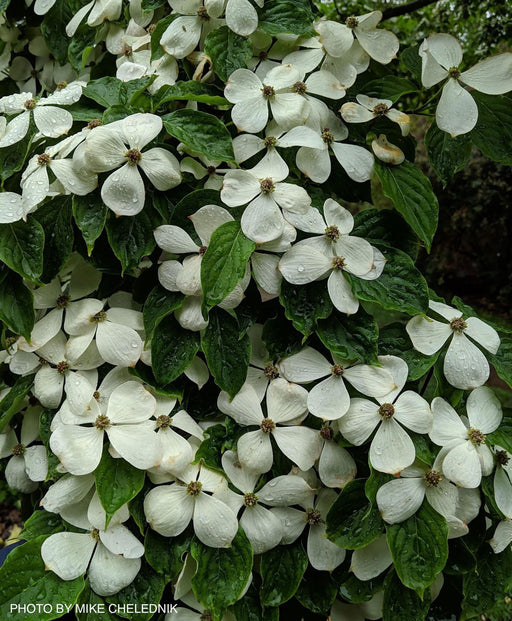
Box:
[231, 581, 279, 621]
[339, 572, 385, 604]
[258, 0, 314, 36]
[316, 308, 379, 364]
[0, 374, 35, 432]
[142, 0, 166, 8]
[386, 501, 449, 597]
[105, 563, 165, 621]
[382, 569, 431, 621]
[0, 127, 34, 180]
[471, 92, 512, 166]
[142, 285, 184, 342]
[0, 537, 84, 620]
[260, 541, 308, 607]
[201, 308, 251, 397]
[204, 26, 253, 82]
[425, 121, 472, 186]
[33, 196, 73, 283]
[191, 528, 253, 621]
[400, 45, 421, 82]
[261, 315, 303, 360]
[0, 269, 34, 339]
[40, 0, 75, 62]
[352, 208, 419, 260]
[68, 24, 96, 72]
[295, 568, 338, 615]
[76, 583, 121, 621]
[0, 217, 44, 281]
[163, 109, 235, 162]
[280, 280, 333, 338]
[83, 77, 124, 108]
[488, 422, 512, 454]
[105, 211, 156, 274]
[21, 510, 64, 540]
[362, 76, 418, 103]
[150, 14, 179, 61]
[326, 479, 383, 550]
[72, 193, 108, 256]
[144, 528, 192, 582]
[151, 315, 201, 385]
[0, 0, 11, 11]
[201, 221, 255, 314]
[94, 446, 145, 527]
[461, 545, 512, 621]
[154, 80, 229, 107]
[347, 246, 429, 316]
[488, 334, 512, 389]
[194, 420, 241, 472]
[374, 160, 439, 252]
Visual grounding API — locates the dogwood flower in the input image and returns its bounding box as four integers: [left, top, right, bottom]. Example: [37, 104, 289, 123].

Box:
[316, 424, 357, 488]
[340, 94, 410, 136]
[350, 535, 393, 581]
[406, 300, 500, 390]
[490, 520, 512, 553]
[65, 0, 123, 37]
[160, 0, 219, 58]
[430, 387, 502, 488]
[420, 33, 512, 136]
[494, 447, 512, 518]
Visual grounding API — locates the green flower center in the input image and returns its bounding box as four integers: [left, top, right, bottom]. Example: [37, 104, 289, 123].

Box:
[331, 364, 344, 377]
[244, 492, 258, 507]
[12, 443, 25, 456]
[24, 98, 36, 110]
[325, 225, 340, 242]
[56, 361, 70, 375]
[306, 508, 322, 525]
[186, 481, 203, 496]
[346, 16, 359, 29]
[94, 415, 111, 430]
[448, 66, 461, 79]
[261, 418, 275, 434]
[321, 127, 334, 145]
[156, 415, 172, 429]
[373, 103, 389, 116]
[260, 177, 275, 194]
[264, 136, 277, 149]
[90, 311, 107, 323]
[37, 153, 51, 166]
[468, 427, 485, 445]
[331, 256, 345, 270]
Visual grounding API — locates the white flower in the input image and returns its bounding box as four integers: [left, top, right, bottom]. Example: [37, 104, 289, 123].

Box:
[278, 346, 395, 421]
[340, 94, 410, 136]
[350, 534, 393, 581]
[494, 446, 512, 518]
[316, 424, 357, 489]
[406, 300, 500, 390]
[83, 113, 181, 216]
[490, 520, 512, 554]
[143, 462, 239, 547]
[338, 356, 432, 474]
[218, 378, 322, 474]
[430, 387, 502, 488]
[40, 473, 95, 514]
[224, 64, 308, 134]
[65, 0, 123, 37]
[420, 33, 512, 136]
[160, 0, 219, 59]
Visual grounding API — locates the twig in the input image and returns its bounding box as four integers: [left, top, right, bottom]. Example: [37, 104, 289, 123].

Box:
[381, 0, 439, 20]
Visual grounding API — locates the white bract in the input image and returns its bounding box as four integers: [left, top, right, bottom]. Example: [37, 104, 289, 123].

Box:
[340, 94, 410, 135]
[406, 300, 500, 390]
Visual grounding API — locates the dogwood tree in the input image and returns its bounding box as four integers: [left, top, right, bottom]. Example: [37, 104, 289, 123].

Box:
[0, 1, 511, 620]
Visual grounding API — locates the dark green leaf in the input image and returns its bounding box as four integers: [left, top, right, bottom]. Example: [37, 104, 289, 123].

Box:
[316, 308, 379, 364]
[151, 315, 201, 385]
[0, 127, 34, 180]
[326, 479, 383, 550]
[154, 80, 229, 107]
[280, 280, 333, 338]
[0, 217, 44, 281]
[347, 246, 429, 316]
[21, 510, 64, 540]
[488, 335, 512, 389]
[40, 0, 75, 62]
[231, 581, 279, 621]
[94, 446, 145, 527]
[201, 308, 251, 397]
[0, 269, 35, 339]
[362, 76, 418, 103]
[194, 420, 241, 472]
[105, 563, 165, 621]
[144, 529, 192, 582]
[386, 501, 449, 597]
[191, 528, 253, 621]
[339, 572, 385, 604]
[400, 45, 421, 82]
[143, 285, 184, 342]
[261, 315, 303, 360]
[83, 77, 124, 108]
[382, 569, 431, 621]
[201, 221, 255, 314]
[151, 14, 179, 61]
[163, 109, 235, 162]
[68, 24, 96, 72]
[425, 121, 472, 186]
[73, 193, 108, 256]
[76, 583, 121, 621]
[0, 374, 35, 432]
[0, 537, 85, 620]
[374, 159, 439, 252]
[33, 196, 73, 282]
[105, 211, 156, 274]
[379, 323, 440, 381]
[488, 422, 512, 454]
[471, 92, 512, 166]
[258, 0, 315, 36]
[352, 208, 419, 260]
[260, 541, 308, 607]
[205, 26, 253, 82]
[295, 568, 338, 615]
[142, 0, 166, 8]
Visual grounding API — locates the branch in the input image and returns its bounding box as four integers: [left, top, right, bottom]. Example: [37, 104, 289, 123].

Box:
[381, 0, 439, 20]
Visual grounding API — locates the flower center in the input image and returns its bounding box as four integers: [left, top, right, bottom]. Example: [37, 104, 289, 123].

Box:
[37, 153, 51, 166]
[321, 127, 334, 145]
[424, 470, 442, 487]
[293, 81, 308, 95]
[259, 50, 268, 60]
[450, 317, 467, 333]
[448, 66, 461, 79]
[200, 612, 213, 621]
[90, 311, 107, 323]
[94, 415, 111, 430]
[373, 103, 389, 116]
[263, 136, 277, 149]
[56, 360, 70, 375]
[496, 450, 510, 466]
[306, 508, 322, 525]
[56, 294, 70, 309]
[24, 98, 36, 110]
[468, 427, 485, 445]
[331, 256, 345, 270]
[325, 225, 340, 242]
[320, 425, 334, 440]
[197, 6, 210, 21]
[12, 443, 25, 456]
[147, 23, 156, 34]
[346, 16, 359, 28]
[93, 391, 100, 401]
[264, 364, 279, 380]
[186, 481, 203, 496]
[260, 177, 275, 194]
[88, 118, 102, 130]
[56, 81, 67, 90]
[125, 148, 142, 165]
[5, 336, 18, 349]
[378, 403, 395, 419]
[261, 84, 275, 99]
[199, 245, 208, 255]
[122, 45, 133, 56]
[207, 165, 217, 175]
[244, 492, 258, 507]
[156, 415, 172, 429]
[91, 528, 101, 541]
[260, 418, 275, 434]
[331, 364, 344, 377]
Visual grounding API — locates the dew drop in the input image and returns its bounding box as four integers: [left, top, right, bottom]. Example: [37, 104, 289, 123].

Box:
[297, 265, 305, 273]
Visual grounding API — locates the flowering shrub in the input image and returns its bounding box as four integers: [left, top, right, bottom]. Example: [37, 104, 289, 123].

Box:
[0, 1, 511, 620]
